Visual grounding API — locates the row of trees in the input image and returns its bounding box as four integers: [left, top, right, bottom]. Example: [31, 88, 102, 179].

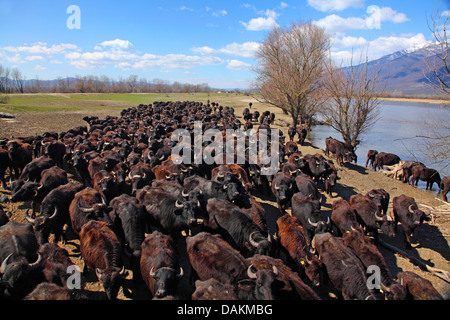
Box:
[0, 68, 213, 94]
[252, 21, 380, 150]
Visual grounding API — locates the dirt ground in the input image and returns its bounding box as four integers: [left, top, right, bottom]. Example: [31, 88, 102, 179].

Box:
[0, 97, 449, 300]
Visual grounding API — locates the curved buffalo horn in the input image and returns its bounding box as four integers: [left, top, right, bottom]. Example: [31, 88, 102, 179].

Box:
[308, 217, 319, 227]
[375, 211, 385, 221]
[274, 184, 280, 190]
[350, 225, 356, 231]
[96, 268, 103, 279]
[368, 192, 375, 198]
[24, 209, 35, 224]
[28, 252, 44, 270]
[247, 264, 257, 279]
[272, 266, 279, 277]
[248, 231, 260, 248]
[128, 172, 132, 180]
[408, 205, 415, 214]
[175, 200, 184, 209]
[177, 267, 184, 278]
[165, 174, 172, 180]
[217, 172, 224, 178]
[305, 255, 313, 265]
[181, 190, 189, 197]
[48, 206, 59, 221]
[0, 253, 13, 274]
[159, 154, 165, 160]
[238, 173, 242, 179]
[119, 266, 126, 275]
[149, 266, 156, 277]
[77, 202, 95, 213]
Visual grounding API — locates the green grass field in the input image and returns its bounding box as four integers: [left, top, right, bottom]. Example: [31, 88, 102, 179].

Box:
[0, 92, 249, 113]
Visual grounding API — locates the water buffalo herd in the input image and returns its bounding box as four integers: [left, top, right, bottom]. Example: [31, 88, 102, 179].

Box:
[0, 100, 444, 300]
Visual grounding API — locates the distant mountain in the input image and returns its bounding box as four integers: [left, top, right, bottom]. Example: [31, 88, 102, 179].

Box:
[348, 43, 447, 96]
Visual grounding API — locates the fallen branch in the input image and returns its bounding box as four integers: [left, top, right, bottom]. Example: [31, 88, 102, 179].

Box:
[378, 239, 450, 284]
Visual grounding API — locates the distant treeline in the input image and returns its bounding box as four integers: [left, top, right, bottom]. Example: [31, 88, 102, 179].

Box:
[0, 64, 244, 94]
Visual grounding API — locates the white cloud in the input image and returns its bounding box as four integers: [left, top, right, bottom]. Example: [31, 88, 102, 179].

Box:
[34, 65, 46, 70]
[97, 39, 133, 51]
[308, 0, 364, 12]
[2, 42, 80, 55]
[64, 43, 224, 71]
[241, 9, 280, 31]
[227, 59, 252, 70]
[192, 42, 260, 58]
[331, 36, 368, 49]
[179, 6, 193, 11]
[378, 6, 409, 23]
[315, 14, 366, 33]
[314, 6, 409, 33]
[241, 16, 278, 31]
[206, 7, 227, 17]
[25, 55, 44, 61]
[330, 33, 432, 65]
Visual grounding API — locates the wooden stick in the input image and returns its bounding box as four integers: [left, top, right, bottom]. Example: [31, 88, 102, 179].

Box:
[378, 239, 450, 284]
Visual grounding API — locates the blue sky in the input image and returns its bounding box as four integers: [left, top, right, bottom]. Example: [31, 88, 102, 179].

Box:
[0, 0, 447, 89]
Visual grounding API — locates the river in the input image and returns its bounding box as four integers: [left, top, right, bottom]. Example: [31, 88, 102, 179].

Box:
[308, 100, 450, 192]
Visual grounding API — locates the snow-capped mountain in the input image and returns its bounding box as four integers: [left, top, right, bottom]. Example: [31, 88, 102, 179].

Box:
[360, 43, 447, 95]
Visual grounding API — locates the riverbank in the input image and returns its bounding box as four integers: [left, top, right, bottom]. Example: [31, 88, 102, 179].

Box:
[377, 96, 450, 105]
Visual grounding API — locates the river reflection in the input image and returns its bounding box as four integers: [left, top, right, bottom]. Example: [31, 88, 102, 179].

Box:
[309, 100, 450, 192]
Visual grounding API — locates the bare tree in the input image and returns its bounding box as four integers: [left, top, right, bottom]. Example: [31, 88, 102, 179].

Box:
[252, 21, 330, 127]
[11, 68, 24, 93]
[425, 7, 450, 95]
[320, 52, 381, 149]
[419, 6, 450, 172]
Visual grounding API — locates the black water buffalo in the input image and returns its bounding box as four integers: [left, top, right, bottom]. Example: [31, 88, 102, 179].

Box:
[186, 232, 279, 300]
[439, 176, 449, 202]
[342, 228, 406, 300]
[186, 232, 249, 284]
[392, 195, 431, 248]
[79, 220, 128, 300]
[271, 172, 293, 214]
[140, 231, 183, 299]
[396, 271, 443, 300]
[291, 192, 328, 244]
[0, 148, 12, 189]
[69, 187, 114, 235]
[109, 194, 146, 280]
[313, 232, 375, 300]
[350, 193, 395, 240]
[128, 161, 153, 195]
[25, 182, 84, 244]
[350, 193, 395, 241]
[373, 152, 400, 171]
[136, 186, 204, 237]
[331, 198, 360, 236]
[325, 137, 357, 166]
[7, 140, 33, 177]
[0, 221, 44, 299]
[206, 198, 270, 257]
[365, 188, 390, 215]
[365, 150, 378, 168]
[409, 165, 441, 190]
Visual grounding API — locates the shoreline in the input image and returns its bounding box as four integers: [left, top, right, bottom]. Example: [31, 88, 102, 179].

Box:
[376, 96, 450, 105]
